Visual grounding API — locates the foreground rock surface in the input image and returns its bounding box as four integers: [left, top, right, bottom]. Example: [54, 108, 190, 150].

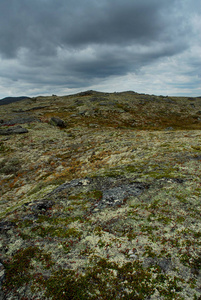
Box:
[0, 91, 201, 299]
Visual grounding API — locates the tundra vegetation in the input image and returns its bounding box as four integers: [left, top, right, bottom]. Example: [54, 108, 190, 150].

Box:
[0, 91, 201, 299]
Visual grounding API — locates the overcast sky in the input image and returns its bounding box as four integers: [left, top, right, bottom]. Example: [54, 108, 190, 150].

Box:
[0, 0, 200, 98]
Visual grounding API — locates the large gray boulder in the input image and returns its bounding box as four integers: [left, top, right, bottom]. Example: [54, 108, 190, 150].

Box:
[49, 117, 66, 128]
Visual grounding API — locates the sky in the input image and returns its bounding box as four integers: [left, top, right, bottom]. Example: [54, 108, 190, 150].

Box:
[0, 0, 201, 99]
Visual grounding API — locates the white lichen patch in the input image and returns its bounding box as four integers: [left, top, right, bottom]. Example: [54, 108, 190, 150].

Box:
[15, 183, 33, 197]
[6, 238, 24, 256]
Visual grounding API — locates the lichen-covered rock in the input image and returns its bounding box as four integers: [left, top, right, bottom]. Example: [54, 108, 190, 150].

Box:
[0, 221, 16, 232]
[0, 125, 28, 135]
[29, 199, 55, 213]
[44, 176, 148, 212]
[49, 117, 66, 128]
[0, 117, 39, 126]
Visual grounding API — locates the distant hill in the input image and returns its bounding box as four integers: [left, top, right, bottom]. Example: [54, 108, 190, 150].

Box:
[0, 96, 30, 106]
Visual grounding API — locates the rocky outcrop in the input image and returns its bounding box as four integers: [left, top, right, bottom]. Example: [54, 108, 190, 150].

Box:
[46, 176, 149, 212]
[0, 125, 28, 135]
[0, 117, 40, 126]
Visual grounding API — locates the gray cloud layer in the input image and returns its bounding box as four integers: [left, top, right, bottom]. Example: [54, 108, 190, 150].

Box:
[0, 0, 200, 97]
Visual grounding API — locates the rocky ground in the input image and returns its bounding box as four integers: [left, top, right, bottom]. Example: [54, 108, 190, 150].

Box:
[0, 91, 201, 299]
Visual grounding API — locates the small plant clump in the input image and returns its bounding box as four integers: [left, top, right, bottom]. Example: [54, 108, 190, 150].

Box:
[0, 157, 21, 175]
[2, 246, 53, 296]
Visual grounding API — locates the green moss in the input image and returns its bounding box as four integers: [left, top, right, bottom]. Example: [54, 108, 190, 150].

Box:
[0, 141, 10, 153]
[156, 214, 171, 225]
[0, 157, 21, 175]
[153, 273, 183, 299]
[37, 269, 89, 300]
[127, 230, 137, 240]
[3, 246, 53, 290]
[4, 251, 184, 299]
[50, 216, 82, 225]
[31, 224, 82, 238]
[148, 199, 160, 209]
[176, 215, 186, 224]
[27, 181, 51, 196]
[180, 251, 201, 275]
[190, 254, 201, 275]
[100, 168, 124, 177]
[176, 194, 188, 203]
[124, 165, 138, 173]
[140, 224, 159, 234]
[48, 177, 66, 186]
[191, 146, 201, 151]
[17, 219, 34, 227]
[193, 294, 201, 300]
[193, 231, 201, 239]
[143, 245, 157, 258]
[87, 190, 103, 200]
[37, 258, 156, 299]
[68, 192, 85, 200]
[146, 169, 175, 179]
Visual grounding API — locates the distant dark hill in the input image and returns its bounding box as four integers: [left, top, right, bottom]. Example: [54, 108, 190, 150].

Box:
[0, 96, 30, 106]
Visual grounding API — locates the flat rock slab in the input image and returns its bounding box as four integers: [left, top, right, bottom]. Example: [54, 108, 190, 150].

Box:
[0, 125, 28, 135]
[0, 117, 40, 126]
[38, 176, 150, 213]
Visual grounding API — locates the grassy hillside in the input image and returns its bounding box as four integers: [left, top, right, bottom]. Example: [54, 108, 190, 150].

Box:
[0, 91, 201, 299]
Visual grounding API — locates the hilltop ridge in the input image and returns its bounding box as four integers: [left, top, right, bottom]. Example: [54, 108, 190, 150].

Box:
[0, 90, 201, 130]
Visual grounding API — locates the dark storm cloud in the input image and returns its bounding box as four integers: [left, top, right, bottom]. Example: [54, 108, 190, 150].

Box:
[0, 0, 185, 56]
[0, 0, 200, 96]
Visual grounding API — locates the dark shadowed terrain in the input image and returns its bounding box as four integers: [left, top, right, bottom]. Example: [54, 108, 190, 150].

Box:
[0, 96, 31, 106]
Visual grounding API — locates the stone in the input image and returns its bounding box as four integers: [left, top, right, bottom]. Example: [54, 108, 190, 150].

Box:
[46, 177, 148, 212]
[0, 117, 39, 126]
[30, 200, 55, 213]
[12, 126, 29, 134]
[143, 257, 172, 273]
[165, 127, 174, 131]
[49, 117, 66, 128]
[48, 178, 92, 196]
[97, 183, 145, 209]
[0, 221, 16, 232]
[0, 125, 28, 135]
[158, 258, 172, 272]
